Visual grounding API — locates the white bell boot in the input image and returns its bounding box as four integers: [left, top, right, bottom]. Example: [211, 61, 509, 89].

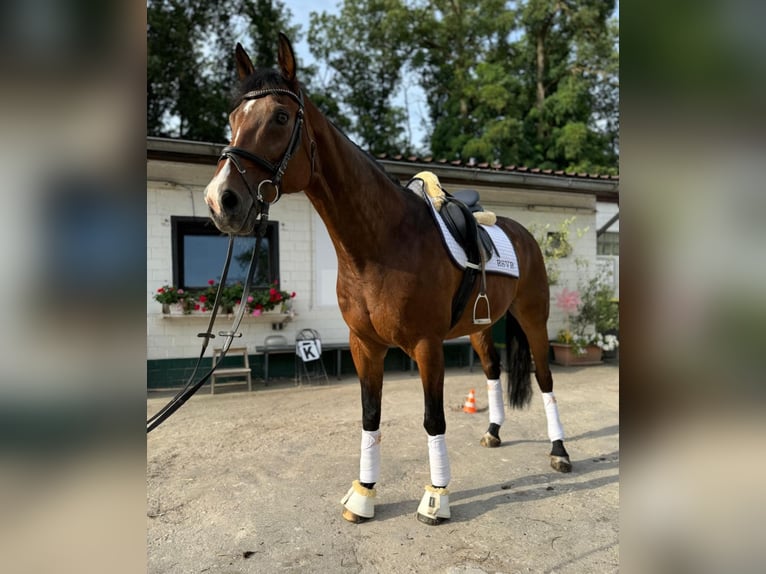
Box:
[341, 480, 376, 523]
[416, 484, 450, 525]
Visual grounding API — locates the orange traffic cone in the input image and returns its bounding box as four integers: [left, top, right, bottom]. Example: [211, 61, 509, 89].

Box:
[463, 389, 477, 414]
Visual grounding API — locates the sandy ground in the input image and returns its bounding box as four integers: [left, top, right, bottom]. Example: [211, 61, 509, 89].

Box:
[147, 363, 618, 573]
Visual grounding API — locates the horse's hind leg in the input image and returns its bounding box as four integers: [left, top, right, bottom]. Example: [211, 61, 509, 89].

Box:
[340, 333, 388, 523]
[470, 329, 505, 448]
[515, 313, 572, 473]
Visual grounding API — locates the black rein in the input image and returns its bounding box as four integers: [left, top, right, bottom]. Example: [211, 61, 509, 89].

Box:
[147, 87, 306, 433]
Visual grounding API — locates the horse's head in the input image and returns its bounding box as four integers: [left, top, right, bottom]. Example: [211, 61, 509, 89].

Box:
[204, 34, 313, 235]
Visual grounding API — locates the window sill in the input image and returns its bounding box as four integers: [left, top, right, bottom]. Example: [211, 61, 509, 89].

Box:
[157, 310, 294, 325]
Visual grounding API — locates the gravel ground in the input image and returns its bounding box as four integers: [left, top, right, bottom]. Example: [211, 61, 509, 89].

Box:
[147, 363, 619, 573]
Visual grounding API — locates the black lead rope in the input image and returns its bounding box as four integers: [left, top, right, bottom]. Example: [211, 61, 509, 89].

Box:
[147, 212, 269, 433]
[148, 88, 306, 433]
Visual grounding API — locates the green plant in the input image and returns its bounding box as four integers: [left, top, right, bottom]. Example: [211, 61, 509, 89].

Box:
[195, 279, 296, 315]
[529, 217, 588, 285]
[244, 281, 296, 316]
[555, 261, 619, 355]
[154, 285, 185, 305]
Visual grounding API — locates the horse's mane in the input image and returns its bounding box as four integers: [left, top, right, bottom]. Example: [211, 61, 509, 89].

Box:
[232, 68, 405, 191]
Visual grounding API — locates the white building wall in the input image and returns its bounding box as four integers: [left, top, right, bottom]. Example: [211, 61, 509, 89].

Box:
[147, 160, 351, 361]
[148, 159, 600, 360]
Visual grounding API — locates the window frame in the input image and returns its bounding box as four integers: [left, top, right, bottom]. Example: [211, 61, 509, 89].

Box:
[171, 216, 280, 291]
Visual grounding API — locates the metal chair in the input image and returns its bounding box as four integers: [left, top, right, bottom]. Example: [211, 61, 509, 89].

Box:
[294, 328, 329, 386]
[262, 334, 289, 385]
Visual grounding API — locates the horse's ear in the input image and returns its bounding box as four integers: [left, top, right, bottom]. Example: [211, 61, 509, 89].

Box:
[277, 33, 297, 82]
[235, 43, 255, 80]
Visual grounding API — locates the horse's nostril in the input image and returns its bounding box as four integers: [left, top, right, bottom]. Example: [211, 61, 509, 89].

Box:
[221, 189, 239, 212]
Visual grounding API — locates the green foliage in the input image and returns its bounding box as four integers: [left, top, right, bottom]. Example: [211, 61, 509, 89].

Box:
[148, 0, 618, 174]
[573, 260, 619, 337]
[308, 0, 413, 154]
[528, 216, 587, 285]
[147, 0, 303, 141]
[554, 260, 619, 354]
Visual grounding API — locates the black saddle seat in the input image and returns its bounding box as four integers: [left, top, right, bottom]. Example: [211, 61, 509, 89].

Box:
[451, 189, 483, 213]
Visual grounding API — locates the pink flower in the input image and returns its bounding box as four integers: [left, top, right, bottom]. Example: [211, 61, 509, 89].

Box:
[555, 288, 581, 315]
[251, 308, 262, 317]
[177, 289, 184, 294]
[247, 296, 254, 303]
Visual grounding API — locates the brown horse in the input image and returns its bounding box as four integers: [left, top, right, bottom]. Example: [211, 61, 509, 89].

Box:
[204, 34, 571, 525]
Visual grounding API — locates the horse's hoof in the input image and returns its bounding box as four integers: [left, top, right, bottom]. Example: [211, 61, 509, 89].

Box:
[340, 480, 375, 522]
[416, 485, 450, 525]
[342, 508, 367, 523]
[416, 512, 447, 525]
[550, 455, 572, 473]
[480, 432, 501, 448]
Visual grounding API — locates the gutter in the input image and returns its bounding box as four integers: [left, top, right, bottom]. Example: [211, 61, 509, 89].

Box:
[147, 137, 619, 200]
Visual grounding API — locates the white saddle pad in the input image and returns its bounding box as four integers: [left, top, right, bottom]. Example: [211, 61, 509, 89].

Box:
[425, 197, 519, 278]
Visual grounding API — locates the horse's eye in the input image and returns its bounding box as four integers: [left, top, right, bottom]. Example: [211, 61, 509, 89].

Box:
[276, 110, 289, 125]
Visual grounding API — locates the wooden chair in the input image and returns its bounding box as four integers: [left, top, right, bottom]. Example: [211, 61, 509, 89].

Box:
[211, 347, 252, 394]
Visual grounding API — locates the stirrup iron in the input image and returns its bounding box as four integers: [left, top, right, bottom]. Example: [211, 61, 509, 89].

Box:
[472, 292, 491, 324]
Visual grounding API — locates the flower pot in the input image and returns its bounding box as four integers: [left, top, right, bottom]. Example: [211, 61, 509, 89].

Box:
[161, 303, 171, 315]
[551, 343, 603, 366]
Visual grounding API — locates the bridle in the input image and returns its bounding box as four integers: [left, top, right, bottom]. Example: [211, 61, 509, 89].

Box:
[147, 87, 310, 433]
[219, 87, 308, 221]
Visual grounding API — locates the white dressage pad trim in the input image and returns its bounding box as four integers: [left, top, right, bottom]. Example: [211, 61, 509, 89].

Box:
[425, 197, 519, 278]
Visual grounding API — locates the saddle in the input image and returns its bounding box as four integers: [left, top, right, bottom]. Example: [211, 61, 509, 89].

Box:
[407, 171, 498, 327]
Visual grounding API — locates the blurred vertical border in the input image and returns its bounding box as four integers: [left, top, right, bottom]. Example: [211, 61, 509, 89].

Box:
[0, 1, 146, 572]
[622, 0, 766, 572]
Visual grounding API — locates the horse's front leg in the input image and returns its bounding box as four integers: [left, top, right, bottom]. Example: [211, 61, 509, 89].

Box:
[340, 333, 387, 523]
[412, 339, 451, 525]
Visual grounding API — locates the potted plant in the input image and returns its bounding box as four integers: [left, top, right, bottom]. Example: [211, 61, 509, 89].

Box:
[153, 285, 185, 314]
[192, 279, 244, 315]
[551, 262, 619, 366]
[244, 281, 296, 317]
[194, 279, 296, 318]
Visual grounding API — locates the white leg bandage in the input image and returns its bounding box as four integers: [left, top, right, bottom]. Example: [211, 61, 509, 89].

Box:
[427, 434, 451, 487]
[542, 392, 565, 442]
[359, 429, 381, 484]
[486, 378, 505, 426]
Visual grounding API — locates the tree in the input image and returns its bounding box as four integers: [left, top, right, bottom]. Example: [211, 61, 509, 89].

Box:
[514, 0, 618, 173]
[406, 0, 618, 173]
[148, 0, 304, 141]
[308, 0, 413, 154]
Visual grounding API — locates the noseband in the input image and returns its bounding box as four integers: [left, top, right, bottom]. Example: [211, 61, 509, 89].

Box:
[218, 88, 306, 215]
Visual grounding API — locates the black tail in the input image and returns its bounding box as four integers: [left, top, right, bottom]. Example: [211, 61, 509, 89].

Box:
[505, 311, 533, 409]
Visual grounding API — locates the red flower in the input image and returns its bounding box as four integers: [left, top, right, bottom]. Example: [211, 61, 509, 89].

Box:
[199, 295, 208, 303]
[291, 292, 296, 298]
[208, 279, 215, 285]
[157, 287, 165, 293]
[194, 303, 200, 310]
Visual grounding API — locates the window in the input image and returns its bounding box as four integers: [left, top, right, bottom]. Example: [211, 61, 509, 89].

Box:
[597, 231, 619, 256]
[171, 216, 279, 290]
